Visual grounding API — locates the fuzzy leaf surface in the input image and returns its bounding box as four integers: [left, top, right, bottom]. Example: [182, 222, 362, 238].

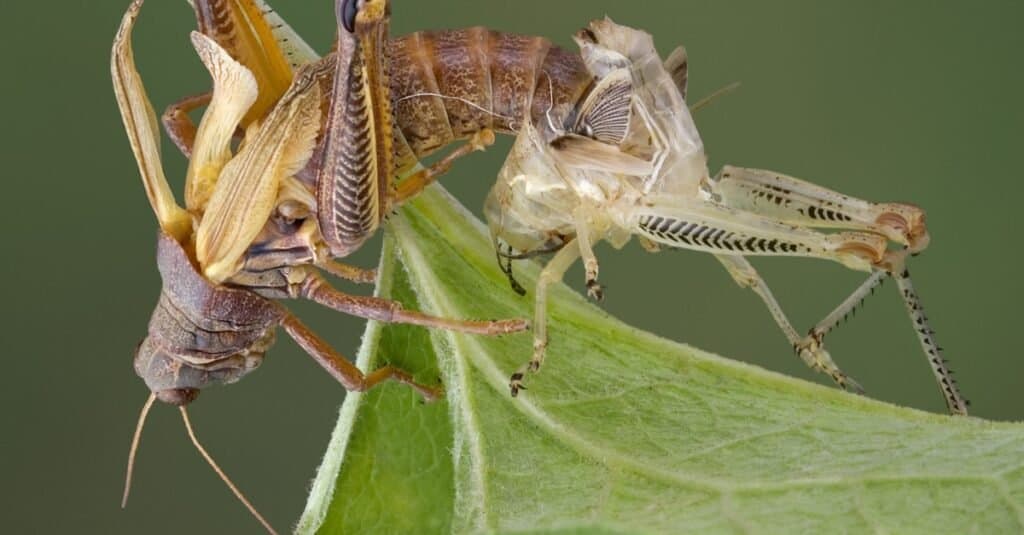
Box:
[299, 187, 1024, 535]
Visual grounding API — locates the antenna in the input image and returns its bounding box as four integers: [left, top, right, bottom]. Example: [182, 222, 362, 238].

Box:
[122, 393, 156, 508]
[689, 81, 741, 114]
[179, 407, 278, 535]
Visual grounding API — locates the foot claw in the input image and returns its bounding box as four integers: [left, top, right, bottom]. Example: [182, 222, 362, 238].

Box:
[414, 383, 445, 403]
[472, 129, 496, 151]
[509, 279, 527, 296]
[510, 341, 547, 397]
[586, 279, 604, 301]
[491, 318, 530, 335]
[834, 373, 865, 395]
[356, 268, 378, 284]
[796, 335, 863, 395]
[509, 373, 525, 397]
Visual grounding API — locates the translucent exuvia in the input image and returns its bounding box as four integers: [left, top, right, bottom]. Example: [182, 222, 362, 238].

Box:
[485, 17, 967, 416]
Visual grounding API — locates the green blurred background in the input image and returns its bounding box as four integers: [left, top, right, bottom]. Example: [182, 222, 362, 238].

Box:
[4, 1, 1022, 533]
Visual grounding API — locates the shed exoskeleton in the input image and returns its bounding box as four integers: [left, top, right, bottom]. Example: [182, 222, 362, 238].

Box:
[485, 18, 967, 416]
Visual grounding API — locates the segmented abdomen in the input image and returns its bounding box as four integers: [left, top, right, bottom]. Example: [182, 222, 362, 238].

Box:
[386, 28, 593, 167]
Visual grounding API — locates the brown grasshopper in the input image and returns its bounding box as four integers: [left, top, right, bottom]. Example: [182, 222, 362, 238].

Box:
[112, 1, 529, 532]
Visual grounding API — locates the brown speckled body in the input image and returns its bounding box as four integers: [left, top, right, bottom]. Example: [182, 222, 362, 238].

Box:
[314, 22, 594, 258]
[386, 28, 593, 174]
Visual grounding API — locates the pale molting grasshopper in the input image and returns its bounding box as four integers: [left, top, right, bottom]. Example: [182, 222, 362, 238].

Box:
[112, 1, 529, 532]
[485, 18, 968, 416]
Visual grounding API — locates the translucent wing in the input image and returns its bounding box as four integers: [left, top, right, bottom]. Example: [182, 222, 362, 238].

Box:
[572, 68, 634, 144]
[579, 18, 709, 197]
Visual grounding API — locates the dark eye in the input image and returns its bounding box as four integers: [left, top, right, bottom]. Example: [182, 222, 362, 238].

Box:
[340, 0, 359, 33]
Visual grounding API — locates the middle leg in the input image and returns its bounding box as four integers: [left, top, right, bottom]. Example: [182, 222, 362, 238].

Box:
[510, 241, 582, 396]
[296, 270, 528, 336]
[573, 207, 604, 301]
[280, 311, 442, 401]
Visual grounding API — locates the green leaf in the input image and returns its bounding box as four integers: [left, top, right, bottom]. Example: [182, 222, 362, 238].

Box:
[298, 186, 1024, 534]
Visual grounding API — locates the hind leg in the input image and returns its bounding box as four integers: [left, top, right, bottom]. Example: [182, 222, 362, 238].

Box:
[716, 254, 863, 392]
[709, 165, 965, 414]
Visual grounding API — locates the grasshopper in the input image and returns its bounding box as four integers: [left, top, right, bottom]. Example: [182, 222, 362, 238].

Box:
[112, 1, 528, 532]
[485, 18, 968, 416]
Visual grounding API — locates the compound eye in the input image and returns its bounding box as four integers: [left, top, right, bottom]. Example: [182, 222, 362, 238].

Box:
[340, 0, 359, 33]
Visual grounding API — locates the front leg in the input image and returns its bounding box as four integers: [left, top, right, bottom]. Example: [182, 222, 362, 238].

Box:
[317, 258, 378, 285]
[510, 241, 582, 396]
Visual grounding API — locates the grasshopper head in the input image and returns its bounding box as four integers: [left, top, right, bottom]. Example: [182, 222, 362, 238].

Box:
[132, 233, 284, 405]
[132, 335, 270, 406]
